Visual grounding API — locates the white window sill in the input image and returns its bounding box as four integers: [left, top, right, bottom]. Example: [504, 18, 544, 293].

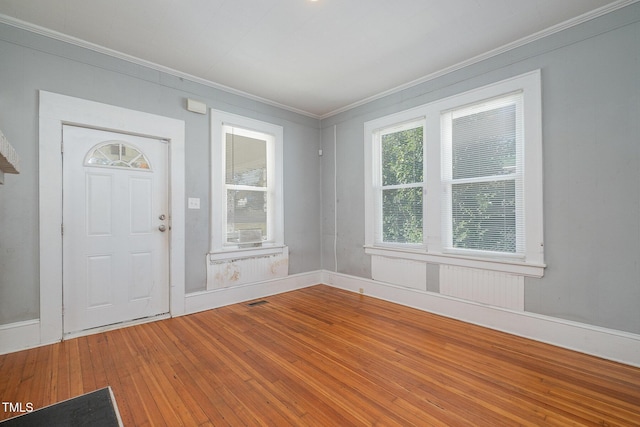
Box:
[364, 245, 545, 278]
[209, 245, 287, 263]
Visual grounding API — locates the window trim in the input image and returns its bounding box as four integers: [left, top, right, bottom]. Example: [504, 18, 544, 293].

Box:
[364, 70, 544, 277]
[210, 109, 284, 255]
[223, 124, 273, 245]
[440, 92, 525, 257]
[373, 118, 427, 249]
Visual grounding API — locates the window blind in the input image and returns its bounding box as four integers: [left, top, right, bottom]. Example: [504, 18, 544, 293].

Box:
[441, 93, 524, 255]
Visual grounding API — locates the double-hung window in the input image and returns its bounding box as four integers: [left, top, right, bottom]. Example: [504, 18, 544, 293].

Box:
[376, 120, 425, 246]
[441, 93, 523, 257]
[365, 71, 544, 277]
[211, 110, 284, 254]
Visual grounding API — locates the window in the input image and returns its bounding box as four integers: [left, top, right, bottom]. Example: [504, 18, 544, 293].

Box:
[441, 94, 523, 256]
[225, 126, 270, 245]
[365, 71, 544, 276]
[377, 120, 425, 245]
[85, 141, 151, 170]
[211, 110, 284, 254]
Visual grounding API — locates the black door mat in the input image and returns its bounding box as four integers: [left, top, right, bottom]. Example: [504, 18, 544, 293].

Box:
[1, 387, 123, 427]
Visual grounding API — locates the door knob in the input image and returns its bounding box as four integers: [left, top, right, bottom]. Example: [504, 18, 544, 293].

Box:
[158, 224, 167, 232]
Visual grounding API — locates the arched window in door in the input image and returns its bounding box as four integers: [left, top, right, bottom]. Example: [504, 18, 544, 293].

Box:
[84, 140, 152, 170]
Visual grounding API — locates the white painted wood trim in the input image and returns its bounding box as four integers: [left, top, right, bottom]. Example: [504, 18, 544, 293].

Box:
[185, 270, 321, 315]
[363, 71, 545, 277]
[2, 1, 636, 120]
[209, 109, 285, 254]
[206, 247, 289, 291]
[364, 246, 545, 278]
[208, 245, 287, 262]
[38, 91, 185, 344]
[0, 319, 41, 355]
[439, 265, 525, 310]
[322, 270, 640, 368]
[319, 0, 640, 119]
[5, 269, 639, 369]
[370, 255, 427, 291]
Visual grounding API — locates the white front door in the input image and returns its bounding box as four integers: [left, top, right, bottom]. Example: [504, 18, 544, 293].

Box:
[62, 125, 170, 335]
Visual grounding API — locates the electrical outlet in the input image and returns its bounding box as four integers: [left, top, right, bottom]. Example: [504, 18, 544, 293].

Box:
[188, 197, 200, 209]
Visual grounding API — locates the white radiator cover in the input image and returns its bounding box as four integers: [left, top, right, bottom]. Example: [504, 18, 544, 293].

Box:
[371, 255, 427, 291]
[440, 265, 524, 310]
[207, 247, 289, 290]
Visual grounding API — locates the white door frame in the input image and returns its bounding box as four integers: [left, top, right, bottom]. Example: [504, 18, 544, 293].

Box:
[38, 91, 186, 343]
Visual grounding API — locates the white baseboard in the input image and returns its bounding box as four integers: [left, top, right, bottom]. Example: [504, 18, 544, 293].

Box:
[0, 271, 320, 355]
[4, 270, 639, 368]
[184, 270, 322, 315]
[322, 270, 640, 368]
[0, 319, 42, 355]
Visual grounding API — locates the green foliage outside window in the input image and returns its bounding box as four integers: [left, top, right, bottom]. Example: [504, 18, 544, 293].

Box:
[381, 126, 423, 244]
[378, 104, 518, 252]
[451, 181, 516, 252]
[450, 104, 517, 253]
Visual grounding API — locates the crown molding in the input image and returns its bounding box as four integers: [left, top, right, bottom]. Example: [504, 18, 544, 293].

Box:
[0, 13, 322, 119]
[1, 0, 637, 121]
[319, 0, 640, 119]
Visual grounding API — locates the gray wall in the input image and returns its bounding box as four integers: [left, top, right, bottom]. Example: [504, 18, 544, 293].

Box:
[320, 3, 640, 334]
[2, 3, 639, 337]
[0, 23, 322, 325]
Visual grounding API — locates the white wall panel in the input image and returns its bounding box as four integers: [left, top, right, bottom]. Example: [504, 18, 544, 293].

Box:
[371, 255, 427, 291]
[207, 247, 289, 290]
[440, 265, 524, 310]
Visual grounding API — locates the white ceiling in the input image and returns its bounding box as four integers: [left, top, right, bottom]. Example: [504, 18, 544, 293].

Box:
[0, 0, 629, 118]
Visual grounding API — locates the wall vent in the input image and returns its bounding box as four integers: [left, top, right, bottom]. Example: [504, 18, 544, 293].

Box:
[247, 300, 268, 307]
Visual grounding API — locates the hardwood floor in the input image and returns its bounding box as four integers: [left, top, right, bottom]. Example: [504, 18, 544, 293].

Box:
[1, 285, 639, 426]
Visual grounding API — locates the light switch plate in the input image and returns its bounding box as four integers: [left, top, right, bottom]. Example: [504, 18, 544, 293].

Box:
[188, 197, 200, 209]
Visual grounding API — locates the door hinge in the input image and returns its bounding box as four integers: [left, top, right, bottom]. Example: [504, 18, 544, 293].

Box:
[61, 141, 64, 153]
[61, 223, 64, 235]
